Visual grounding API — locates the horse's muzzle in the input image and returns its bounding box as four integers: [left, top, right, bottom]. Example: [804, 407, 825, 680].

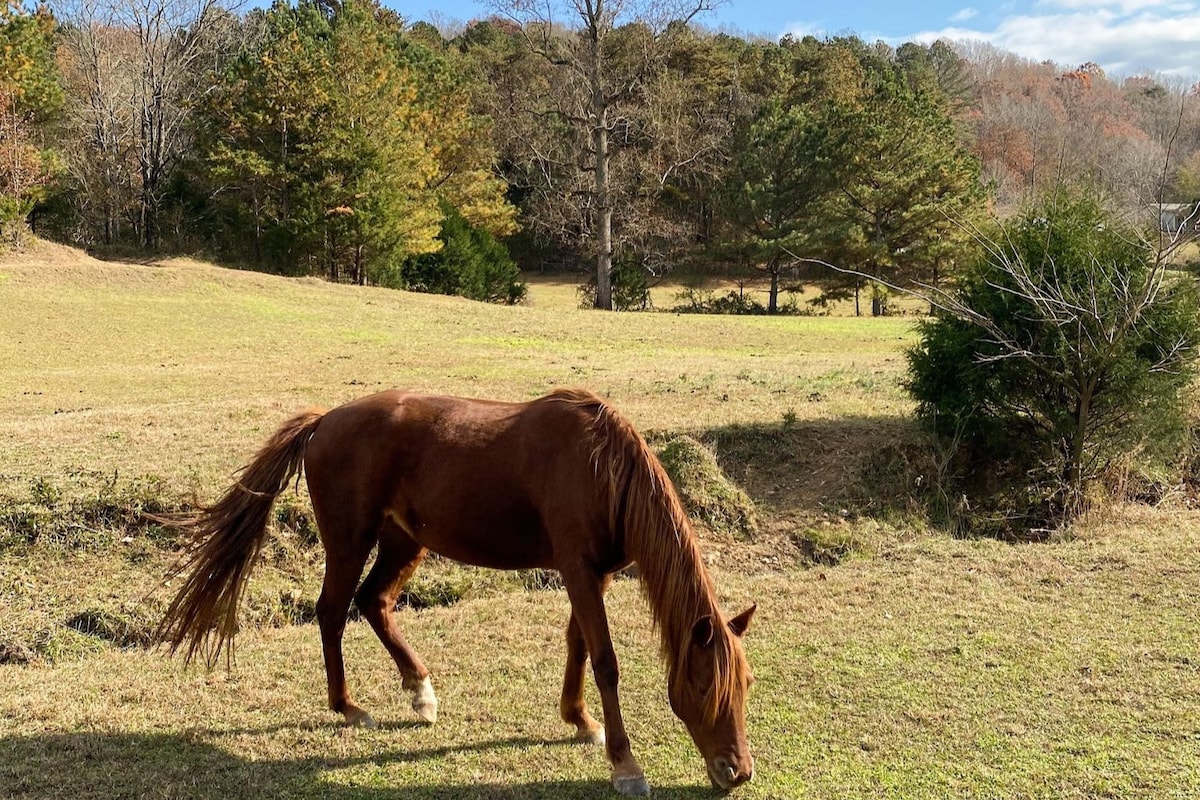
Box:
[708, 754, 754, 791]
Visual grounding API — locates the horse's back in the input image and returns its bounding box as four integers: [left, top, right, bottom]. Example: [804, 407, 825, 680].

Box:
[303, 390, 616, 570]
[306, 388, 597, 468]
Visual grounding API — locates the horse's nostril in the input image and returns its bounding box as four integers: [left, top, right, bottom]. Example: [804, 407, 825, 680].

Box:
[712, 756, 745, 789]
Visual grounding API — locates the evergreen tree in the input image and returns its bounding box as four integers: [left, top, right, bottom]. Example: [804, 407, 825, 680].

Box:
[399, 204, 525, 303]
[908, 191, 1200, 524]
[313, 0, 443, 284]
[197, 1, 332, 269]
[721, 97, 848, 313]
[819, 55, 986, 315]
[193, 0, 515, 287]
[0, 0, 61, 235]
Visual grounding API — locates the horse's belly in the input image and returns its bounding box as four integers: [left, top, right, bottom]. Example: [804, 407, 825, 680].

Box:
[387, 507, 555, 570]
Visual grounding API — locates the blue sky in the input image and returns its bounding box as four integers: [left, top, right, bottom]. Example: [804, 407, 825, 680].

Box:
[390, 0, 1200, 79]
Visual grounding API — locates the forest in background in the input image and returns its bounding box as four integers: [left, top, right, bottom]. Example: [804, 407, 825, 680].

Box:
[3, 0, 1200, 311]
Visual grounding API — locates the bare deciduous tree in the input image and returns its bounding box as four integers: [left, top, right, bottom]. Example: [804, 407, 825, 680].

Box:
[486, 0, 721, 309]
[57, 0, 243, 248]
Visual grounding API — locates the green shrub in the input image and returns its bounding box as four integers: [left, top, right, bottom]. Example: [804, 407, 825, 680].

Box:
[397, 205, 525, 304]
[670, 285, 808, 315]
[907, 191, 1200, 527]
[671, 287, 766, 315]
[576, 255, 652, 311]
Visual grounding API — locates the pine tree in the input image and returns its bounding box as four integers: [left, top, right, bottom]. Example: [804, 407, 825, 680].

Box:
[820, 54, 986, 315]
[194, 0, 514, 286]
[721, 98, 849, 313]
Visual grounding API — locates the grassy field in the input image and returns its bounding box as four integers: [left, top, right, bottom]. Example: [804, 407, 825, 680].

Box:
[2, 242, 1199, 799]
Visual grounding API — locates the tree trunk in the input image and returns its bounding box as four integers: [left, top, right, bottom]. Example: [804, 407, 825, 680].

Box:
[252, 188, 263, 265]
[328, 229, 340, 282]
[1062, 380, 1095, 519]
[592, 58, 613, 311]
[768, 265, 779, 314]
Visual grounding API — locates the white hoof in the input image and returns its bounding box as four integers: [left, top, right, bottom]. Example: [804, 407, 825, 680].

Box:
[412, 676, 438, 724]
[613, 774, 651, 796]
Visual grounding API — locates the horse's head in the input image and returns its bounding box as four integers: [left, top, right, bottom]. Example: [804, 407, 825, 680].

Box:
[667, 603, 756, 791]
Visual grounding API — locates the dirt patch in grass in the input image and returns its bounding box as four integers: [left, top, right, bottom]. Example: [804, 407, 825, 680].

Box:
[65, 604, 158, 648]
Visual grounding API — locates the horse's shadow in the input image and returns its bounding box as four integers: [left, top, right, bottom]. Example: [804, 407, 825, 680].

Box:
[0, 729, 720, 799]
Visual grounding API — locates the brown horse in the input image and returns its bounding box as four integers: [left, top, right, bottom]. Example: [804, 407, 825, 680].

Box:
[159, 388, 756, 795]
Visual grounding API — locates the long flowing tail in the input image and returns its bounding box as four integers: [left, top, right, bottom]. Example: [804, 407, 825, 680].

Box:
[157, 408, 327, 666]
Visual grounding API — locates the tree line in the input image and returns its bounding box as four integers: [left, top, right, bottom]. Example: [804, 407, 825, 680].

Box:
[4, 0, 1200, 310]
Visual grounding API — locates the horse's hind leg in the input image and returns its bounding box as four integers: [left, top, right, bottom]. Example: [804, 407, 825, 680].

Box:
[560, 577, 611, 745]
[315, 529, 377, 728]
[354, 520, 438, 723]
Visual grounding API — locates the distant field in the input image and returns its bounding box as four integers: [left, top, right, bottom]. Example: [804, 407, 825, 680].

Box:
[0, 247, 915, 493]
[2, 242, 1199, 799]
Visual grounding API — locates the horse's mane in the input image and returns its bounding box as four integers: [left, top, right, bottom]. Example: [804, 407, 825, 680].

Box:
[548, 388, 747, 724]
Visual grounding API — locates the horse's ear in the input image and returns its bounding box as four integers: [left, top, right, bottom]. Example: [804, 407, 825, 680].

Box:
[691, 615, 715, 648]
[728, 604, 757, 638]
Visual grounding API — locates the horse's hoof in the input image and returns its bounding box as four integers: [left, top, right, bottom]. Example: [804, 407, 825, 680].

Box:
[575, 726, 605, 746]
[345, 709, 378, 729]
[413, 698, 438, 724]
[612, 774, 651, 796]
[411, 676, 438, 724]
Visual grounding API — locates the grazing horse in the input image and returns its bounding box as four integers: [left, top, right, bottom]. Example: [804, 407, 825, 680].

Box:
[158, 388, 756, 795]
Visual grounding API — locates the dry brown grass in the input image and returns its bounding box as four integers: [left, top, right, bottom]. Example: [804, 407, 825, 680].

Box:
[0, 248, 915, 495]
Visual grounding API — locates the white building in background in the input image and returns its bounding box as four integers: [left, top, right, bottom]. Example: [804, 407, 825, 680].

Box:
[1157, 203, 1200, 234]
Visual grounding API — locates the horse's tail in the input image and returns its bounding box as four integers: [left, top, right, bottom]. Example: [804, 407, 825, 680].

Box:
[157, 408, 327, 667]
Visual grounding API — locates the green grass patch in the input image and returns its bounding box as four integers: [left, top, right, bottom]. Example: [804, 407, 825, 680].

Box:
[0, 470, 186, 551]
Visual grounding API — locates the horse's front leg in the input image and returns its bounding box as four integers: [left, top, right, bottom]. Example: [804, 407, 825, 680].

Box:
[562, 571, 649, 797]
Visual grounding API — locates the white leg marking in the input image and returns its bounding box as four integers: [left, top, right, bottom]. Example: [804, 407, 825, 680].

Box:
[576, 723, 605, 746]
[412, 676, 438, 724]
[612, 774, 651, 796]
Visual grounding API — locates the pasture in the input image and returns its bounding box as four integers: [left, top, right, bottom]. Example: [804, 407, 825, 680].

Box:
[2, 242, 1199, 799]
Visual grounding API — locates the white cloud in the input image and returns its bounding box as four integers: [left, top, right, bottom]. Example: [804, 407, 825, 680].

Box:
[783, 19, 891, 41]
[912, 8, 1200, 77]
[950, 8, 979, 22]
[781, 20, 826, 38]
[1035, 0, 1182, 11]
